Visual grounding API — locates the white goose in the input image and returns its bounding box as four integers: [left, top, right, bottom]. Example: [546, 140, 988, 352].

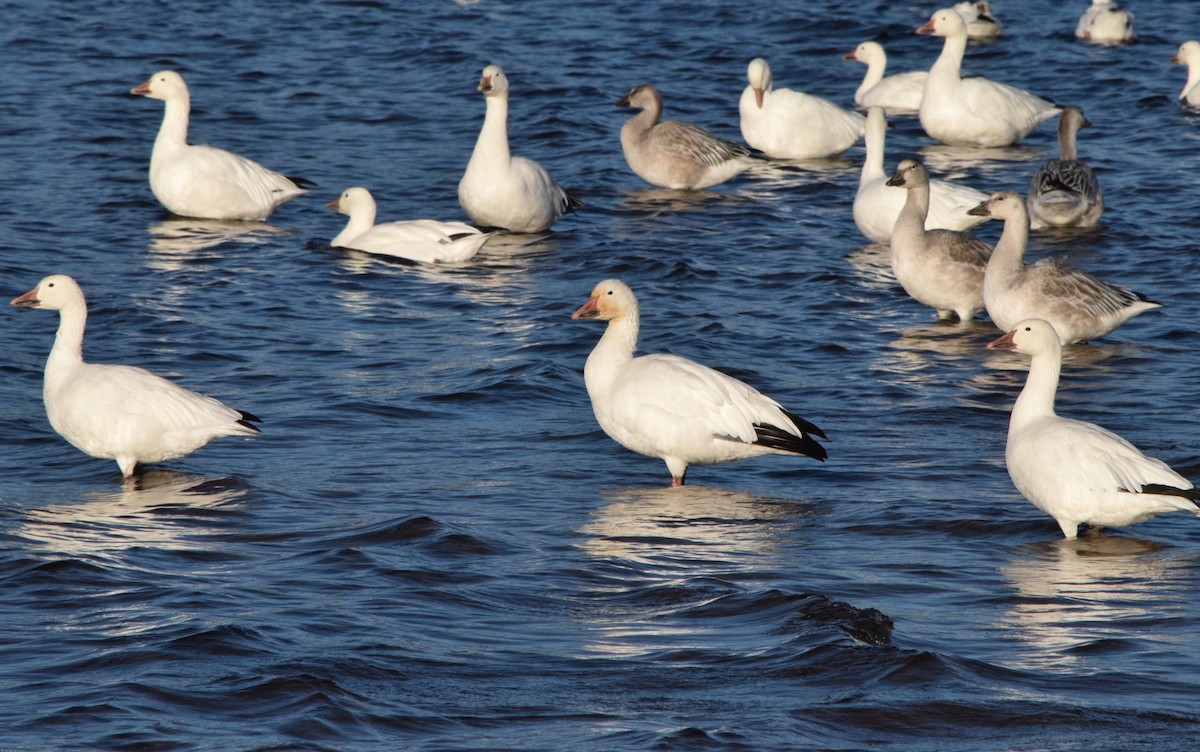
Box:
[618, 84, 755, 189]
[844, 40, 927, 114]
[1171, 41, 1200, 108]
[916, 9, 1060, 147]
[130, 71, 310, 221]
[458, 65, 579, 232]
[988, 318, 1199, 539]
[968, 191, 1160, 343]
[571, 280, 826, 486]
[854, 107, 988, 244]
[11, 275, 260, 478]
[739, 58, 865, 160]
[954, 1, 1003, 40]
[1075, 1, 1135, 44]
[327, 187, 492, 264]
[886, 158, 993, 321]
[1027, 106, 1103, 229]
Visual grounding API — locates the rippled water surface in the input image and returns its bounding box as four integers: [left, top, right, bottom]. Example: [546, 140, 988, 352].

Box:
[3, 1, 1200, 750]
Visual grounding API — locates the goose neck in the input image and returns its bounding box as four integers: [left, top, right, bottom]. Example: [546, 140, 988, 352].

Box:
[1057, 118, 1079, 160]
[930, 32, 966, 80]
[156, 95, 190, 147]
[1010, 348, 1060, 433]
[584, 314, 639, 394]
[989, 211, 1028, 278]
[45, 303, 87, 389]
[473, 95, 511, 166]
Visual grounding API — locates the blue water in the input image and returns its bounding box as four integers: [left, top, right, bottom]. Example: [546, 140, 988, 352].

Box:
[3, 1, 1200, 749]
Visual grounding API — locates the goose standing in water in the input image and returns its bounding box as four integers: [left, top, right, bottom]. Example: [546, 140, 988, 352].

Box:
[618, 84, 755, 189]
[854, 108, 988, 244]
[969, 191, 1160, 343]
[988, 319, 1199, 539]
[1027, 106, 1103, 229]
[916, 9, 1059, 146]
[886, 158, 993, 321]
[1075, 1, 1135, 44]
[327, 187, 492, 263]
[571, 280, 826, 487]
[1171, 41, 1200, 108]
[459, 65, 580, 232]
[130, 70, 311, 221]
[739, 58, 865, 160]
[11, 275, 261, 478]
[844, 41, 927, 114]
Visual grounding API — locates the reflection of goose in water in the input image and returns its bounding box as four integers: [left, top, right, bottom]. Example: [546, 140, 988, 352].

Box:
[999, 534, 1182, 671]
[146, 219, 288, 269]
[17, 469, 250, 554]
[577, 485, 816, 657]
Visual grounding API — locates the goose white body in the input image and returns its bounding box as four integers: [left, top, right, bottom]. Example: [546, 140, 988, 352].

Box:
[1075, 1, 1135, 44]
[571, 280, 826, 486]
[11, 275, 260, 477]
[131, 71, 308, 221]
[458, 65, 577, 232]
[328, 187, 492, 263]
[917, 9, 1059, 147]
[989, 319, 1199, 538]
[740, 58, 865, 160]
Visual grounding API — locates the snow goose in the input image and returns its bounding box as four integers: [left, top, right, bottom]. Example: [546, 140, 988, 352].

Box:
[10, 275, 261, 478]
[458, 65, 580, 232]
[916, 9, 1060, 147]
[954, 1, 1003, 40]
[617, 84, 755, 189]
[968, 191, 1159, 343]
[739, 58, 865, 160]
[988, 318, 1199, 538]
[1075, 1, 1135, 44]
[1171, 41, 1200, 108]
[1027, 106, 1103, 229]
[327, 187, 492, 264]
[844, 41, 927, 114]
[854, 107, 988, 244]
[885, 158, 993, 321]
[571, 279, 826, 486]
[130, 71, 310, 221]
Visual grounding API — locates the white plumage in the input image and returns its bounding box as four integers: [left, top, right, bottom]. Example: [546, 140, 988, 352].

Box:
[571, 280, 826, 486]
[739, 58, 865, 160]
[458, 65, 579, 233]
[1075, 1, 1135, 44]
[916, 9, 1060, 147]
[1027, 106, 1103, 229]
[130, 70, 309, 221]
[11, 275, 260, 478]
[854, 107, 988, 244]
[1171, 41, 1200, 109]
[844, 41, 927, 114]
[953, 1, 1003, 40]
[988, 319, 1200, 538]
[618, 84, 755, 189]
[327, 187, 492, 263]
[887, 158, 993, 321]
[968, 191, 1160, 343]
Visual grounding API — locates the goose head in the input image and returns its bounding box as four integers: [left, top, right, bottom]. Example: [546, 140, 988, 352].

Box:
[745, 58, 773, 108]
[843, 41, 883, 65]
[616, 84, 661, 112]
[885, 158, 928, 188]
[987, 318, 1061, 355]
[571, 279, 638, 322]
[11, 274, 84, 311]
[477, 65, 509, 98]
[917, 8, 968, 38]
[130, 70, 189, 101]
[968, 190, 1025, 221]
[1171, 40, 1200, 67]
[325, 187, 375, 217]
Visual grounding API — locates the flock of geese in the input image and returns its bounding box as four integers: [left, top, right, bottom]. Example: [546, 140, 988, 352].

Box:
[10, 3, 1200, 540]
